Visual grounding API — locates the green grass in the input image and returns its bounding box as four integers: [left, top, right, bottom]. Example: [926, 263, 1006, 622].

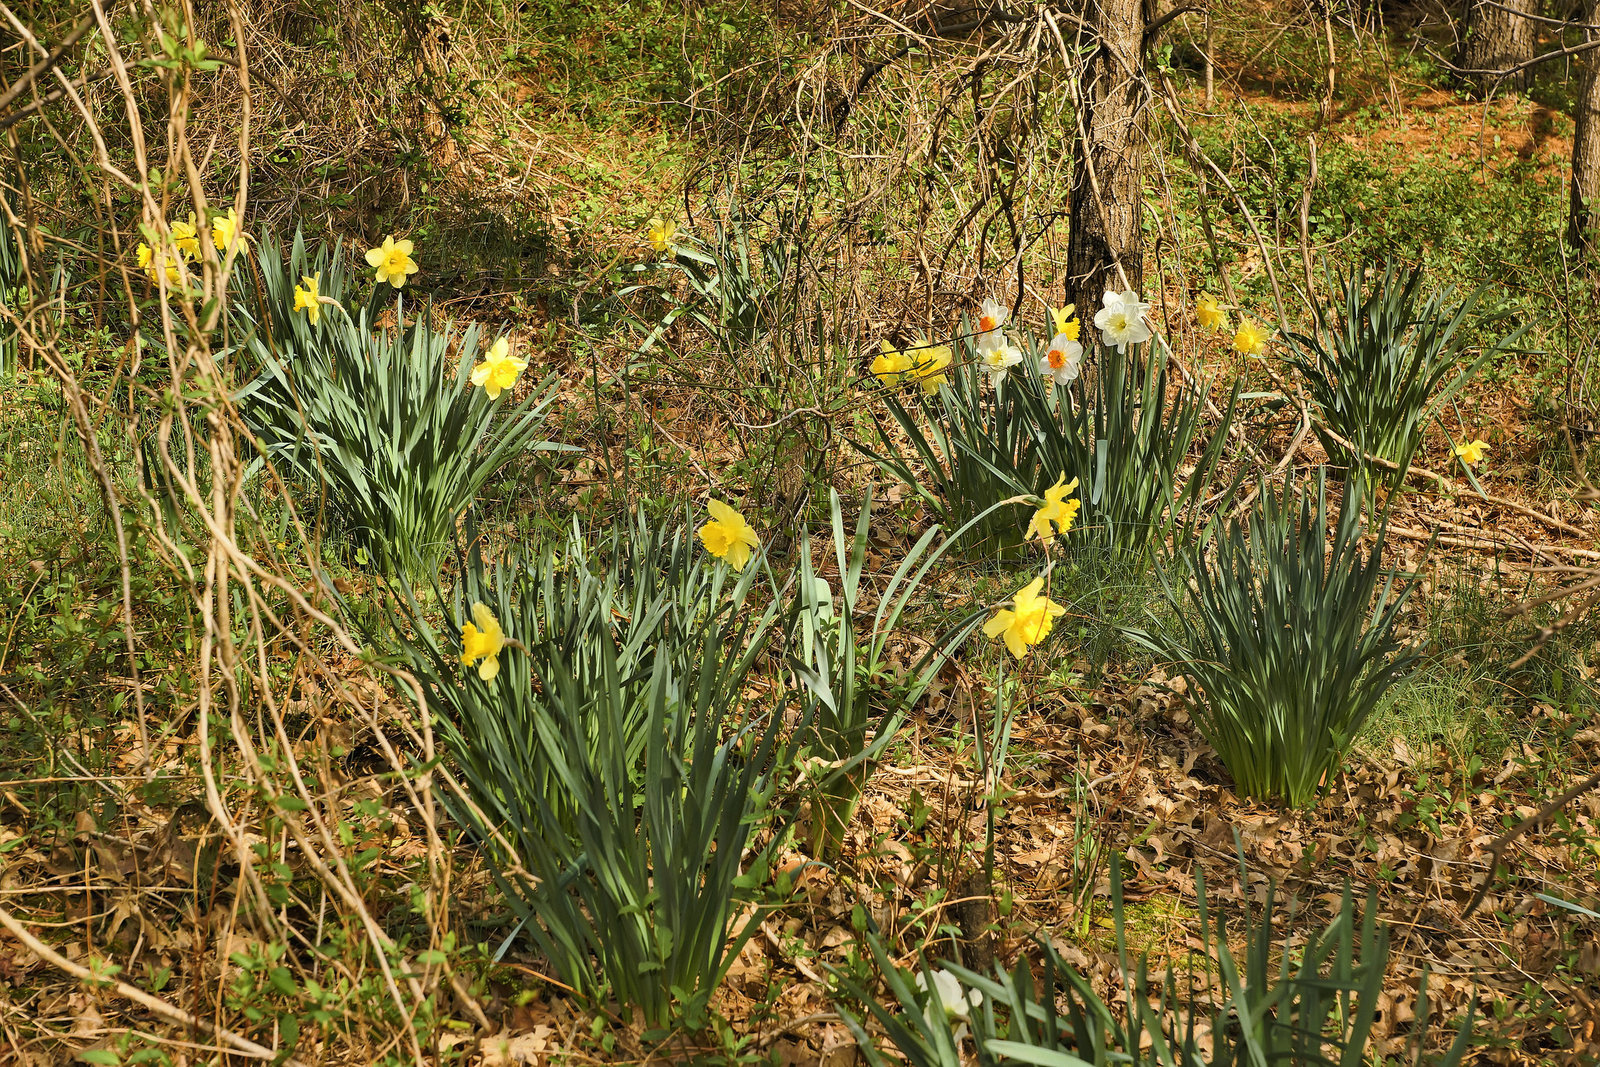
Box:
[1360, 559, 1600, 774]
[0, 376, 200, 844]
[0, 376, 98, 540]
[1359, 662, 1513, 769]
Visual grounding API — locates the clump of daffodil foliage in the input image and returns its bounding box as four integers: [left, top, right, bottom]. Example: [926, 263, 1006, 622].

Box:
[232, 229, 570, 577]
[792, 487, 994, 858]
[866, 289, 1236, 569]
[382, 513, 805, 1030]
[1133, 468, 1421, 809]
[830, 862, 1474, 1067]
[1280, 263, 1519, 479]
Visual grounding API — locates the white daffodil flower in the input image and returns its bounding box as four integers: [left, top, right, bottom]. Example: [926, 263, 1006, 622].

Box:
[916, 968, 983, 1043]
[1039, 332, 1084, 386]
[1093, 289, 1152, 352]
[980, 338, 1025, 387]
[975, 296, 1007, 341]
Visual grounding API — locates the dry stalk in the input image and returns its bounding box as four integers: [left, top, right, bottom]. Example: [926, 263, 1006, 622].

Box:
[3, 3, 457, 1060]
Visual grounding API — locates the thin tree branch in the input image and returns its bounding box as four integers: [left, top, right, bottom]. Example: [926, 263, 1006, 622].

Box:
[0, 7, 96, 114]
[0, 85, 65, 134]
[1461, 767, 1600, 921]
[1478, 0, 1600, 30]
[1426, 35, 1600, 81]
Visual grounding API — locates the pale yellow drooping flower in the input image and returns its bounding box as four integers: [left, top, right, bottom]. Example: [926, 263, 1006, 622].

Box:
[211, 208, 248, 253]
[136, 242, 181, 286]
[908, 340, 952, 395]
[871, 340, 913, 385]
[1196, 293, 1227, 332]
[647, 217, 678, 254]
[460, 602, 507, 681]
[1049, 303, 1081, 341]
[1025, 474, 1082, 545]
[171, 215, 202, 261]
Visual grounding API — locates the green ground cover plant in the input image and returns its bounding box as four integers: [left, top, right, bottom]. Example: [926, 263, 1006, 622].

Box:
[1133, 470, 1421, 808]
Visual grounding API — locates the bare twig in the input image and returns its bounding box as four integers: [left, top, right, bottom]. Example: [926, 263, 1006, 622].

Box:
[0, 7, 96, 114]
[1424, 35, 1600, 83]
[0, 901, 303, 1065]
[1461, 768, 1600, 921]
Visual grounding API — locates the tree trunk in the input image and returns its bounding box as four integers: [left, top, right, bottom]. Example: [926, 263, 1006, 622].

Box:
[1455, 0, 1538, 97]
[1066, 0, 1148, 319]
[950, 870, 994, 974]
[1571, 1, 1600, 252]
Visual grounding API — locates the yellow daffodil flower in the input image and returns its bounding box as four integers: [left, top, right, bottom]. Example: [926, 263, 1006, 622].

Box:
[647, 217, 678, 254]
[366, 235, 419, 288]
[1025, 474, 1082, 544]
[908, 340, 952, 394]
[1196, 293, 1227, 332]
[293, 273, 322, 325]
[1453, 439, 1490, 465]
[470, 337, 528, 400]
[136, 242, 181, 286]
[1049, 303, 1081, 341]
[211, 208, 247, 252]
[1233, 318, 1270, 356]
[460, 602, 507, 681]
[982, 575, 1067, 659]
[871, 340, 914, 385]
[171, 216, 202, 261]
[698, 499, 760, 571]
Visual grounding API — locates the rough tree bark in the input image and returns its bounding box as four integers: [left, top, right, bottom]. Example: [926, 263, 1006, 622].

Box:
[1455, 0, 1539, 97]
[1066, 0, 1149, 318]
[1571, 0, 1600, 251]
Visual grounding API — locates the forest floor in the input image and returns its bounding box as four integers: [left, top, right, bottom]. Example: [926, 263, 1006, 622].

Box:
[2, 1, 1599, 1065]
